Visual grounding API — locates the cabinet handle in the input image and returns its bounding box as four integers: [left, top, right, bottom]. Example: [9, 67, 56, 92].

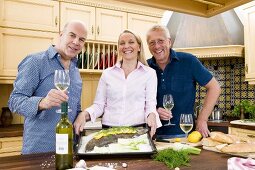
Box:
[97, 26, 100, 35]
[92, 25, 94, 35]
[55, 16, 58, 26]
[245, 64, 248, 73]
[247, 134, 255, 138]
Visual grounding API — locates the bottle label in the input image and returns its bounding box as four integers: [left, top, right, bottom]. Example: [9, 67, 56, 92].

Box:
[56, 134, 68, 154]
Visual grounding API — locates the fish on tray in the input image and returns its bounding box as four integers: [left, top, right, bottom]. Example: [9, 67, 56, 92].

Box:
[84, 127, 148, 152]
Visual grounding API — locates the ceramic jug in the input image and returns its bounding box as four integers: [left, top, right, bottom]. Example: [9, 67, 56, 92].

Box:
[1, 107, 13, 127]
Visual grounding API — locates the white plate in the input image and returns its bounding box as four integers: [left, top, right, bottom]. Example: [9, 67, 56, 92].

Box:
[230, 120, 255, 126]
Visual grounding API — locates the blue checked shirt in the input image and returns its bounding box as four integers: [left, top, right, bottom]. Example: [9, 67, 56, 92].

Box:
[8, 46, 82, 154]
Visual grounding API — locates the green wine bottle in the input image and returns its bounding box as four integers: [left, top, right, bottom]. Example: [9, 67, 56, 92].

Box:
[55, 102, 73, 170]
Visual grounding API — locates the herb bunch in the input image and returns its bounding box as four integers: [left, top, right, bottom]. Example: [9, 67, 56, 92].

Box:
[232, 100, 255, 120]
[153, 149, 190, 169]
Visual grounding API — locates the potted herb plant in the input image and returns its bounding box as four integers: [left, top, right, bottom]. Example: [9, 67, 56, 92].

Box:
[231, 100, 255, 121]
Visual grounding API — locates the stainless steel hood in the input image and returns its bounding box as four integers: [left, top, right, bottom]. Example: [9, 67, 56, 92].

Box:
[168, 10, 244, 59]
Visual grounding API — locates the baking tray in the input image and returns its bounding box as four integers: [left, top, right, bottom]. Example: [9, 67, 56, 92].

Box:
[75, 127, 157, 158]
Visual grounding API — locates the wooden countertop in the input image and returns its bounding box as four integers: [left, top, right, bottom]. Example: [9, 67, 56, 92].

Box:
[0, 124, 23, 138]
[0, 149, 231, 169]
[230, 123, 255, 130]
[207, 120, 230, 127]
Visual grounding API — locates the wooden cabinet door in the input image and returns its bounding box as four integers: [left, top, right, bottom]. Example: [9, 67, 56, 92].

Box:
[0, 0, 59, 32]
[0, 28, 57, 77]
[81, 74, 101, 109]
[242, 1, 255, 84]
[229, 127, 255, 142]
[96, 8, 127, 42]
[128, 13, 161, 59]
[60, 2, 96, 40]
[0, 137, 22, 157]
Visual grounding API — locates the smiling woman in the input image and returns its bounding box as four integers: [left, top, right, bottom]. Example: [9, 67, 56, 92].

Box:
[74, 29, 162, 138]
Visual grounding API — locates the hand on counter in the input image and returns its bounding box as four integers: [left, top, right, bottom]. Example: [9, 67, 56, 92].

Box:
[196, 119, 210, 138]
[74, 111, 91, 135]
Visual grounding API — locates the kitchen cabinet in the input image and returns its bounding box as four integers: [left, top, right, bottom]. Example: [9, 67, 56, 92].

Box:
[242, 1, 255, 84]
[0, 0, 59, 81]
[128, 13, 161, 59]
[96, 8, 127, 42]
[60, 2, 127, 42]
[0, 0, 59, 32]
[80, 73, 101, 109]
[60, 0, 162, 54]
[229, 124, 255, 142]
[60, 2, 95, 40]
[0, 125, 23, 157]
[0, 136, 22, 157]
[0, 28, 57, 78]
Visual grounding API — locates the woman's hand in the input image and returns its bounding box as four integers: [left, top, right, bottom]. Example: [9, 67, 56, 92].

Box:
[74, 111, 90, 135]
[147, 112, 157, 138]
[157, 107, 172, 120]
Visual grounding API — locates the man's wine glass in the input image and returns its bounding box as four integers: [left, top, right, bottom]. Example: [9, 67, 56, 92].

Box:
[179, 114, 193, 139]
[54, 70, 70, 91]
[54, 70, 70, 113]
[163, 94, 175, 126]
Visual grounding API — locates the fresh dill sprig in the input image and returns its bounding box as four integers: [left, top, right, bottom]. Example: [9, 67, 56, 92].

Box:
[153, 149, 190, 169]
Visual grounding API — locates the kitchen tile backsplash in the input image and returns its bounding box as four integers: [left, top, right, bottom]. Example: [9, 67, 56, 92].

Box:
[196, 58, 255, 115]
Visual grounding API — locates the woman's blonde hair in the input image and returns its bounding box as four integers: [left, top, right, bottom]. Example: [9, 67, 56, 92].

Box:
[117, 29, 148, 66]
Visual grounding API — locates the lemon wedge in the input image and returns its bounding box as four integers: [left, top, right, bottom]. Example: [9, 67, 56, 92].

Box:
[175, 138, 181, 142]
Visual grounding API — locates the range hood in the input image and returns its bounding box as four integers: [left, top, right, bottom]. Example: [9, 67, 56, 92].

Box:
[168, 9, 245, 59]
[114, 0, 252, 17]
[173, 45, 244, 59]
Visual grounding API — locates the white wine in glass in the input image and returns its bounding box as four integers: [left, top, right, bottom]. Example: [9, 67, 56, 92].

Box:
[54, 69, 71, 113]
[179, 114, 193, 139]
[54, 70, 70, 91]
[163, 94, 175, 126]
[55, 83, 69, 91]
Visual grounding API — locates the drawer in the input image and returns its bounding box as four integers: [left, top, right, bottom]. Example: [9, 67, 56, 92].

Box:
[209, 126, 228, 133]
[0, 137, 22, 154]
[229, 127, 255, 142]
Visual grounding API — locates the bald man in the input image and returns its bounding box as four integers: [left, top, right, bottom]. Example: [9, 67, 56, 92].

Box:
[8, 20, 87, 154]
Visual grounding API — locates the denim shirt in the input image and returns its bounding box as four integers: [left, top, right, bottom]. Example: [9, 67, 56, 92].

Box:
[8, 46, 82, 154]
[147, 49, 212, 137]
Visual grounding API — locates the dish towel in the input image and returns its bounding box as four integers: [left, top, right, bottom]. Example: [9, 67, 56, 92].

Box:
[228, 157, 255, 170]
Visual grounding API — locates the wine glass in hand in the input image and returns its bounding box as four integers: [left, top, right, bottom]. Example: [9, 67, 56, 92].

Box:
[163, 94, 175, 126]
[54, 69, 70, 112]
[54, 69, 70, 91]
[179, 114, 193, 139]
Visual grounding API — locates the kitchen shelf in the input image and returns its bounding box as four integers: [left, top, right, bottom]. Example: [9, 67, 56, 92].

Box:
[77, 41, 118, 72]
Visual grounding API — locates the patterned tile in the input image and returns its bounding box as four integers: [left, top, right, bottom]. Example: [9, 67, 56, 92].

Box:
[196, 58, 255, 113]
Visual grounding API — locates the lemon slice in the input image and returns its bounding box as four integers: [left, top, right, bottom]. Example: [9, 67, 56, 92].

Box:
[175, 138, 181, 142]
